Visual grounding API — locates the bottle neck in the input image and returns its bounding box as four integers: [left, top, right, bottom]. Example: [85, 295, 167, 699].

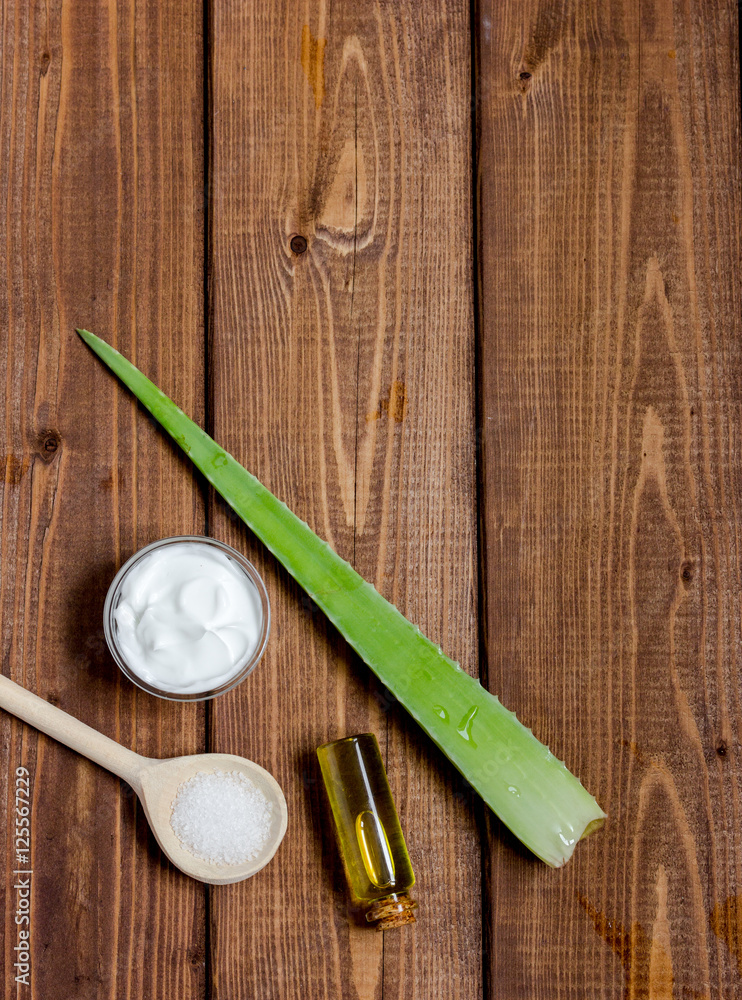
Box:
[365, 892, 418, 931]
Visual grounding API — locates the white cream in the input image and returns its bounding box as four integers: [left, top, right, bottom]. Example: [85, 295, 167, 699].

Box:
[113, 542, 263, 694]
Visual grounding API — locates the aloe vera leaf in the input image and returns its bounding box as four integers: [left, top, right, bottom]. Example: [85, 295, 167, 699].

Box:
[77, 328, 605, 866]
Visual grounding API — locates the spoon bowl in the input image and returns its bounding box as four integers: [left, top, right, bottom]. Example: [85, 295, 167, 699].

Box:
[136, 752, 287, 884]
[0, 675, 288, 885]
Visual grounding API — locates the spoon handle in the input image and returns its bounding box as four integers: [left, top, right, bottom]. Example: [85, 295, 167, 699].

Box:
[0, 675, 147, 785]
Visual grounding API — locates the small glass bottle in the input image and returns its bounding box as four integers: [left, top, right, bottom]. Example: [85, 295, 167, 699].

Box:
[317, 733, 417, 930]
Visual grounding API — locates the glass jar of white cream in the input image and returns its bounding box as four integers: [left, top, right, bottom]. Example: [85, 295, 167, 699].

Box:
[103, 536, 270, 701]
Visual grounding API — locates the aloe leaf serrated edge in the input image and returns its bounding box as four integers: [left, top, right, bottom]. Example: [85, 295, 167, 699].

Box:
[77, 328, 606, 867]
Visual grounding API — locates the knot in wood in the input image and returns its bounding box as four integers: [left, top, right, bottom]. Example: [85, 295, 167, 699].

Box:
[290, 235, 308, 254]
[39, 431, 61, 461]
[518, 70, 533, 94]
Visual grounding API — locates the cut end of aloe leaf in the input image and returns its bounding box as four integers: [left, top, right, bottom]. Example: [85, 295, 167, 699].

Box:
[581, 815, 607, 841]
[77, 328, 607, 867]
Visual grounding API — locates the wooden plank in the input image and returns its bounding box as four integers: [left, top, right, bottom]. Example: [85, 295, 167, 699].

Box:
[209, 1, 479, 998]
[478, 0, 742, 996]
[0, 1, 206, 996]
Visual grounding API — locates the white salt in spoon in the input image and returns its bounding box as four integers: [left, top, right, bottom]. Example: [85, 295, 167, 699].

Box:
[0, 675, 288, 885]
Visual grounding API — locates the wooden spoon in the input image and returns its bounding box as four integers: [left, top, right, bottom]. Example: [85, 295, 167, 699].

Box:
[0, 674, 288, 885]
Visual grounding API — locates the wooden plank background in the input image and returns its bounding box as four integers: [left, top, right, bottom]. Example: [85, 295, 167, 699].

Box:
[208, 3, 479, 997]
[479, 0, 742, 997]
[0, 0, 739, 997]
[1, 0, 207, 997]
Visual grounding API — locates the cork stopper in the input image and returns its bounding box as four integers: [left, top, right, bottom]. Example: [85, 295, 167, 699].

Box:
[365, 892, 418, 931]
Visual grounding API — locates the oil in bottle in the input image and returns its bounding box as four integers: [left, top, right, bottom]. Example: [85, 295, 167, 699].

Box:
[316, 732, 417, 930]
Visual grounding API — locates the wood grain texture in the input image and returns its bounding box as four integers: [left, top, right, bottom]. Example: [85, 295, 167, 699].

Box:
[209, 1, 479, 998]
[1, 0, 739, 995]
[0, 0, 205, 996]
[478, 0, 742, 997]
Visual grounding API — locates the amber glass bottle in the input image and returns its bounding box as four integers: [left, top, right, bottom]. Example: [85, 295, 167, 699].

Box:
[317, 733, 417, 930]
